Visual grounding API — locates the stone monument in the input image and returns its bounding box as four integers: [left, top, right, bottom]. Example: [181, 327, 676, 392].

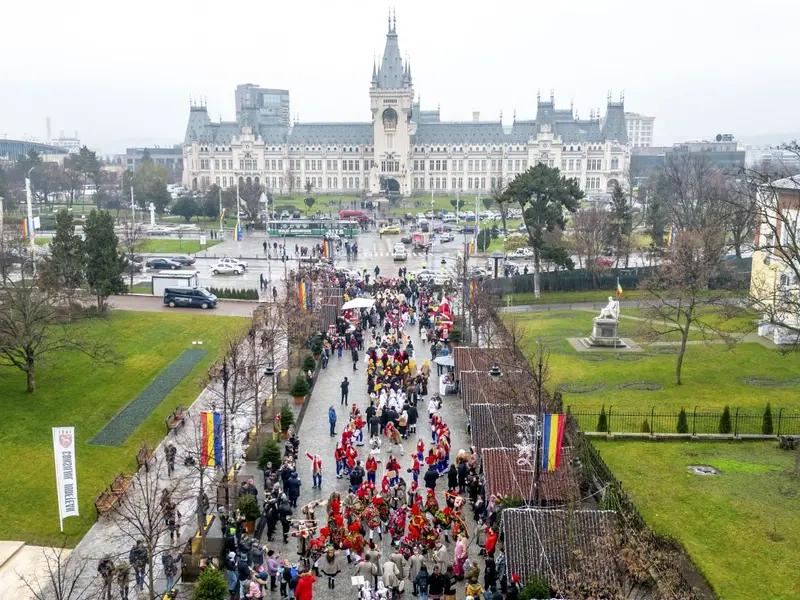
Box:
[148, 203, 156, 227]
[587, 296, 625, 348]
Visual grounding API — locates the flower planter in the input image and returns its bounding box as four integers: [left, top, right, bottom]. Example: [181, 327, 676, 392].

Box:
[294, 395, 305, 405]
[313, 353, 321, 360]
[243, 520, 255, 534]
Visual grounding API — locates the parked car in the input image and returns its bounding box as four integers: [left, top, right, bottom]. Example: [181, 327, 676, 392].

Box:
[439, 232, 454, 242]
[280, 211, 291, 220]
[163, 287, 217, 309]
[292, 210, 301, 219]
[170, 255, 196, 266]
[218, 257, 248, 270]
[509, 247, 534, 259]
[595, 258, 614, 267]
[442, 213, 457, 223]
[435, 224, 453, 233]
[146, 258, 181, 270]
[424, 211, 434, 219]
[400, 235, 412, 244]
[210, 261, 243, 275]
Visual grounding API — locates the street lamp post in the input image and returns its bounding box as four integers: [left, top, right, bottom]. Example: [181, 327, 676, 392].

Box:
[25, 168, 36, 269]
[265, 358, 276, 437]
[533, 356, 544, 506]
[220, 359, 232, 510]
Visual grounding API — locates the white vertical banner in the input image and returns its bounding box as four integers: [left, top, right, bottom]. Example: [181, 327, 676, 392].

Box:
[52, 427, 79, 531]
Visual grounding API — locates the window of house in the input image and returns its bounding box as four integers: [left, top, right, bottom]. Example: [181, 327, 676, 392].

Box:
[458, 177, 463, 189]
[575, 159, 582, 170]
[481, 159, 487, 171]
[452, 178, 456, 189]
[468, 177, 473, 189]
[468, 160, 473, 171]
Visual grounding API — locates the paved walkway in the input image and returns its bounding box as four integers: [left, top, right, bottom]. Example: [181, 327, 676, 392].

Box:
[239, 315, 479, 600]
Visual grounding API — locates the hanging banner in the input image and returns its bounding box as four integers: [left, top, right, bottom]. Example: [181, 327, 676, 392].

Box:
[52, 426, 79, 531]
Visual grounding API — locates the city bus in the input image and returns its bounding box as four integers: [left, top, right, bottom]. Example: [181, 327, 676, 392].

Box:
[267, 219, 361, 238]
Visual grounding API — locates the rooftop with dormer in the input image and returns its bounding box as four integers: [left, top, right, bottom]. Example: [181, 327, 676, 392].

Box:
[183, 15, 630, 149]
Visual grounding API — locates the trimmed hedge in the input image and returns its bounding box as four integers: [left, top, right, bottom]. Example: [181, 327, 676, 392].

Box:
[208, 287, 259, 300]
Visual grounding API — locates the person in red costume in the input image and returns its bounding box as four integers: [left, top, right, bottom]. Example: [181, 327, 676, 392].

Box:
[294, 570, 316, 600]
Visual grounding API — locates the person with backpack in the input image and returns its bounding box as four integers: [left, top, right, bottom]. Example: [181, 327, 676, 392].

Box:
[415, 564, 430, 600]
[97, 555, 115, 600]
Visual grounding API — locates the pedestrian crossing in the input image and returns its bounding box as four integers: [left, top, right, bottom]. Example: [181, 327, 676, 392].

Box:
[355, 251, 429, 258]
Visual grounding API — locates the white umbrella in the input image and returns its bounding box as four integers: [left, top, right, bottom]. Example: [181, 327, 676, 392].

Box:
[434, 355, 455, 367]
[341, 298, 376, 311]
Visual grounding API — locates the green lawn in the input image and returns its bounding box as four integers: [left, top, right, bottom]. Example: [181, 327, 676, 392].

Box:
[0, 311, 246, 545]
[138, 238, 221, 254]
[127, 282, 153, 294]
[509, 310, 800, 413]
[596, 440, 800, 600]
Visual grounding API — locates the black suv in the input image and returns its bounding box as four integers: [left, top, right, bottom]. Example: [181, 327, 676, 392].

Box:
[163, 287, 218, 309]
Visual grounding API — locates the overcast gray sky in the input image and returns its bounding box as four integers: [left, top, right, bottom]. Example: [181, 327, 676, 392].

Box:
[2, 0, 798, 155]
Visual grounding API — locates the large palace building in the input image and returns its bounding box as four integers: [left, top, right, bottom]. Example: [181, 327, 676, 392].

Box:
[183, 17, 631, 199]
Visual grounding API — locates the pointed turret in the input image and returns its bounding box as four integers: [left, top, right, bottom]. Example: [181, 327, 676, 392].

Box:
[375, 11, 408, 89]
[371, 58, 378, 86]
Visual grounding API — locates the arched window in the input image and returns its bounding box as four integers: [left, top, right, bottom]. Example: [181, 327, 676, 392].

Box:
[254, 176, 260, 185]
[382, 108, 398, 130]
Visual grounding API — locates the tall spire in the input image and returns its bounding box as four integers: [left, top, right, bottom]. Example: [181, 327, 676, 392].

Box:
[376, 10, 407, 89]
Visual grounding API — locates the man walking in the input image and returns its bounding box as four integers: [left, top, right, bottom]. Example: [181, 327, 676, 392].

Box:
[260, 273, 266, 291]
[351, 348, 359, 372]
[329, 406, 337, 437]
[263, 240, 268, 256]
[129, 540, 148, 591]
[340, 377, 349, 405]
[98, 555, 115, 600]
[165, 443, 176, 476]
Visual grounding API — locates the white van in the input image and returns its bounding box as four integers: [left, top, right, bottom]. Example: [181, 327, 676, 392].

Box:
[392, 243, 408, 261]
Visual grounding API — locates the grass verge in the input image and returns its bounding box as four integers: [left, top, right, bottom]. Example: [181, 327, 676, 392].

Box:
[0, 310, 247, 545]
[138, 239, 221, 254]
[596, 440, 800, 600]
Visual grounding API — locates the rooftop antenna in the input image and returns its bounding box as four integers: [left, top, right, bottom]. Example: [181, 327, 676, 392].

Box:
[536, 89, 540, 103]
[570, 98, 574, 115]
[550, 89, 554, 104]
[513, 108, 516, 122]
[607, 90, 612, 103]
[620, 89, 625, 103]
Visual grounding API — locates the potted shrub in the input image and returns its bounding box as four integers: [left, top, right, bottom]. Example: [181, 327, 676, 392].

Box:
[194, 566, 228, 600]
[280, 403, 295, 434]
[290, 376, 310, 405]
[302, 354, 317, 373]
[258, 438, 282, 470]
[311, 337, 323, 360]
[237, 492, 261, 534]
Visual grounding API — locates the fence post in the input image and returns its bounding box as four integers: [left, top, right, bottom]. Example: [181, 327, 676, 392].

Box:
[692, 406, 697, 437]
[650, 407, 655, 436]
[734, 407, 740, 437]
[608, 405, 613, 434]
[777, 408, 783, 436]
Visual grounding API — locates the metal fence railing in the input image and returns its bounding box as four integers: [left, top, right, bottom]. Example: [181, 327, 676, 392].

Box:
[569, 405, 800, 436]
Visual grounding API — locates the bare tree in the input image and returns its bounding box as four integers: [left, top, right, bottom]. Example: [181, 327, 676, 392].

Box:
[638, 232, 744, 385]
[571, 206, 610, 285]
[744, 143, 800, 348]
[17, 543, 98, 600]
[109, 456, 187, 600]
[119, 221, 148, 289]
[0, 267, 115, 392]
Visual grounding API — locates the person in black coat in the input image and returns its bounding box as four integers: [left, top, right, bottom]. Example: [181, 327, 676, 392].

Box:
[406, 403, 418, 434]
[285, 473, 301, 507]
[447, 464, 458, 490]
[423, 466, 439, 490]
[457, 461, 468, 493]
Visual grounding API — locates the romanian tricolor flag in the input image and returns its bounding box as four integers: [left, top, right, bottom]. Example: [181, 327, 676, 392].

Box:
[540, 413, 566, 472]
[233, 223, 243, 242]
[323, 240, 334, 259]
[298, 281, 310, 310]
[200, 411, 223, 467]
[21, 218, 29, 238]
[219, 208, 226, 224]
[616, 277, 623, 299]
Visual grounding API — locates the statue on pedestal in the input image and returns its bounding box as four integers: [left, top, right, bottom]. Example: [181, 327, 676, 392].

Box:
[598, 296, 620, 320]
[148, 203, 156, 227]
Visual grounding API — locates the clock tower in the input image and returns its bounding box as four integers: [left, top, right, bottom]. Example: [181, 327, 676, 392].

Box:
[369, 11, 413, 196]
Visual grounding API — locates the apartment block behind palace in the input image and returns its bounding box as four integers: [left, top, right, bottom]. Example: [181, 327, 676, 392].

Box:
[183, 17, 637, 199]
[751, 176, 800, 345]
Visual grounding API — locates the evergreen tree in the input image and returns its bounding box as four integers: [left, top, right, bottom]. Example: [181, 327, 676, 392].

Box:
[596, 405, 608, 433]
[194, 566, 228, 600]
[38, 209, 86, 307]
[762, 403, 774, 435]
[84, 209, 125, 310]
[718, 405, 732, 434]
[476, 228, 491, 252]
[607, 182, 633, 266]
[676, 407, 689, 434]
[503, 164, 583, 298]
